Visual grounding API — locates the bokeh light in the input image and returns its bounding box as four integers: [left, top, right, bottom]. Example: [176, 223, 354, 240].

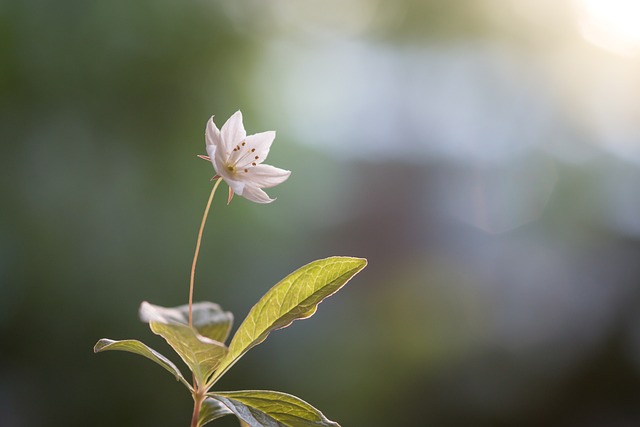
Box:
[576, 0, 640, 56]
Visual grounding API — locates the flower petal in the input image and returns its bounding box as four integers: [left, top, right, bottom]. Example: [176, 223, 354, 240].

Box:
[206, 144, 225, 177]
[210, 139, 233, 178]
[228, 130, 275, 169]
[205, 116, 221, 148]
[239, 131, 275, 166]
[224, 176, 246, 197]
[241, 185, 275, 204]
[220, 111, 246, 151]
[244, 164, 291, 189]
[205, 144, 217, 164]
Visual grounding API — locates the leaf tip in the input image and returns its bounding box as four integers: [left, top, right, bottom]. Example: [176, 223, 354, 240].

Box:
[333, 255, 368, 269]
[93, 338, 112, 353]
[138, 301, 154, 323]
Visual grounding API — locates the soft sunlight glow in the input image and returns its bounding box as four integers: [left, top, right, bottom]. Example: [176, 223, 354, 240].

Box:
[576, 0, 640, 56]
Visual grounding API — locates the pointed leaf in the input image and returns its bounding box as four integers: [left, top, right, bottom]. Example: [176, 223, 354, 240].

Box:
[210, 256, 366, 384]
[208, 390, 340, 427]
[140, 301, 234, 343]
[198, 397, 233, 427]
[93, 338, 191, 390]
[147, 321, 228, 387]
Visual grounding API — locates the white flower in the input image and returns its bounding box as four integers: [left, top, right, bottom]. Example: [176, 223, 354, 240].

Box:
[202, 111, 291, 204]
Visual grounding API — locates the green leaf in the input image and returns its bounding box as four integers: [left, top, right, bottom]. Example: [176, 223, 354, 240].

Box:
[150, 322, 227, 387]
[198, 397, 233, 427]
[210, 256, 367, 385]
[93, 338, 191, 390]
[139, 301, 234, 343]
[140, 302, 229, 387]
[208, 390, 340, 427]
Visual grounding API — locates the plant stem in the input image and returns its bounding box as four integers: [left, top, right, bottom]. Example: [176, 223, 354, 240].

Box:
[190, 390, 205, 427]
[189, 177, 223, 327]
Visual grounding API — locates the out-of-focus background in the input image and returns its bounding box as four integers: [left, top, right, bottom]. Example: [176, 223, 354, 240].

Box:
[2, 0, 640, 425]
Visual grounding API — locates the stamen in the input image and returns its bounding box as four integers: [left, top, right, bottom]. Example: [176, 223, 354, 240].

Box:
[232, 145, 260, 169]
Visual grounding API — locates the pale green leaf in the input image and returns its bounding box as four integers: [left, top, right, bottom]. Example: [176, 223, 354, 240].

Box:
[208, 390, 340, 427]
[198, 397, 233, 427]
[210, 256, 367, 385]
[139, 301, 234, 343]
[148, 321, 228, 387]
[93, 338, 191, 390]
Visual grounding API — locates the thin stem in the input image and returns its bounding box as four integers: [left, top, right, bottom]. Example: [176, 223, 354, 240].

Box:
[190, 391, 205, 427]
[189, 177, 224, 327]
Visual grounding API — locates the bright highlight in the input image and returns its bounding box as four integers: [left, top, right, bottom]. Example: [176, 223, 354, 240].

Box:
[577, 0, 640, 56]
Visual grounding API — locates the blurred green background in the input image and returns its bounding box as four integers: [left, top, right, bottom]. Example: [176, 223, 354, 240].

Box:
[3, 0, 640, 425]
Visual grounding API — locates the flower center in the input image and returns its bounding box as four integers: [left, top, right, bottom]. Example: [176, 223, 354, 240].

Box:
[228, 140, 260, 173]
